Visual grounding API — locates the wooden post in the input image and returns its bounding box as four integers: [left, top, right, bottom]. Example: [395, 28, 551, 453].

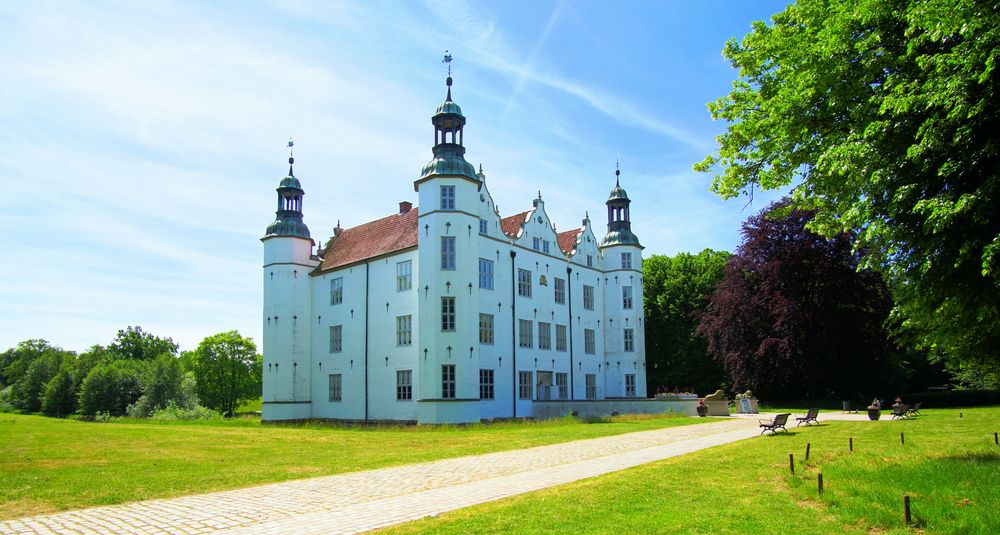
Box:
[904, 495, 911, 525]
[805, 442, 811, 460]
[789, 453, 795, 474]
[818, 473, 823, 494]
[994, 432, 998, 445]
[849, 437, 853, 452]
[901, 432, 905, 445]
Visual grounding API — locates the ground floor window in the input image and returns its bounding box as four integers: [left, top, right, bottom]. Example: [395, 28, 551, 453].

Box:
[556, 372, 568, 400]
[625, 374, 636, 398]
[479, 368, 495, 400]
[518, 370, 533, 400]
[329, 374, 342, 402]
[585, 374, 597, 400]
[442, 364, 456, 399]
[396, 369, 412, 400]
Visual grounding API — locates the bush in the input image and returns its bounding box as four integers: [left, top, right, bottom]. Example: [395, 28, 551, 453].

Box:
[78, 360, 145, 417]
[127, 358, 198, 418]
[149, 402, 221, 421]
[0, 386, 14, 413]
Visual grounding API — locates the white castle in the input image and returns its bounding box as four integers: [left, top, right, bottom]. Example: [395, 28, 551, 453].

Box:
[261, 70, 646, 423]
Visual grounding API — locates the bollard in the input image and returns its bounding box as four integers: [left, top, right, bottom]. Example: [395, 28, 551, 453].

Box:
[901, 432, 905, 445]
[818, 473, 824, 494]
[789, 453, 795, 474]
[806, 442, 811, 460]
[849, 437, 853, 452]
[994, 432, 998, 445]
[960, 412, 963, 418]
[904, 495, 912, 525]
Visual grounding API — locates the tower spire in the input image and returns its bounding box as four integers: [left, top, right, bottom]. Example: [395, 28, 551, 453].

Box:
[418, 52, 478, 183]
[288, 138, 295, 176]
[442, 50, 454, 101]
[264, 141, 311, 240]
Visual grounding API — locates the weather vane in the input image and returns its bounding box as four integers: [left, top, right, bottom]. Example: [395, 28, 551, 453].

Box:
[288, 138, 294, 156]
[442, 50, 453, 76]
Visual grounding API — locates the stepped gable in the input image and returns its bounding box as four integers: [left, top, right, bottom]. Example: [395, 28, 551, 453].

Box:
[557, 228, 582, 255]
[317, 208, 420, 272]
[500, 211, 530, 238]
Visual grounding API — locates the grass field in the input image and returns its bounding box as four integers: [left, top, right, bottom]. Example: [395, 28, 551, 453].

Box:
[0, 411, 703, 520]
[383, 407, 1000, 534]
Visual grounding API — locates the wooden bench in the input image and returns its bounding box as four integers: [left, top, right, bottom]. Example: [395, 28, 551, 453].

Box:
[890, 404, 910, 420]
[760, 413, 791, 434]
[906, 402, 922, 416]
[795, 408, 820, 426]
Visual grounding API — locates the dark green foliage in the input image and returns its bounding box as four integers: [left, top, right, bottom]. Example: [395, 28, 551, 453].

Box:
[129, 355, 197, 417]
[192, 331, 261, 416]
[697, 202, 898, 400]
[41, 370, 75, 417]
[107, 326, 178, 362]
[897, 389, 1000, 407]
[77, 360, 145, 417]
[9, 348, 66, 412]
[695, 0, 1000, 380]
[642, 249, 730, 394]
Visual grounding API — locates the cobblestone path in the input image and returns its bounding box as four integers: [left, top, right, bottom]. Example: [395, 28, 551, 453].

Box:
[1, 416, 797, 534]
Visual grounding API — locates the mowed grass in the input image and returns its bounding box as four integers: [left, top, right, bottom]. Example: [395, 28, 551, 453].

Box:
[383, 407, 1000, 534]
[0, 411, 705, 520]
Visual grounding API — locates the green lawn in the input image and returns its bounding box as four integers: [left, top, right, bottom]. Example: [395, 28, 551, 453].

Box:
[0, 411, 705, 520]
[383, 408, 1000, 534]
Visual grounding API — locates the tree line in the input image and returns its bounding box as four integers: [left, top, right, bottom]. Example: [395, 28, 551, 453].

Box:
[0, 328, 261, 419]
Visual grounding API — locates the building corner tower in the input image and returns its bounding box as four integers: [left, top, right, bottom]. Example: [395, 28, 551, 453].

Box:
[261, 148, 319, 421]
[598, 164, 647, 398]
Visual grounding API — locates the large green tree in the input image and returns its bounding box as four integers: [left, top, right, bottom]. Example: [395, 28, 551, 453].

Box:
[643, 249, 730, 394]
[192, 331, 261, 416]
[107, 326, 179, 362]
[695, 0, 1000, 382]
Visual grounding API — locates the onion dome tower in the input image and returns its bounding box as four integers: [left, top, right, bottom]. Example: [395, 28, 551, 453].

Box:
[599, 163, 641, 247]
[418, 56, 478, 183]
[265, 148, 312, 239]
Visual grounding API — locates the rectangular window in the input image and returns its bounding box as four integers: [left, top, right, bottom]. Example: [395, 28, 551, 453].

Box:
[518, 371, 533, 400]
[330, 278, 343, 305]
[622, 286, 633, 310]
[583, 285, 594, 310]
[441, 297, 456, 331]
[554, 277, 566, 304]
[626, 374, 636, 398]
[621, 252, 633, 269]
[479, 368, 495, 400]
[532, 237, 541, 251]
[396, 370, 412, 400]
[479, 258, 494, 290]
[585, 374, 597, 399]
[542, 240, 550, 254]
[440, 185, 455, 210]
[442, 364, 455, 399]
[329, 325, 342, 353]
[518, 269, 532, 297]
[441, 236, 456, 270]
[329, 374, 342, 402]
[555, 324, 567, 352]
[556, 372, 568, 400]
[538, 322, 552, 350]
[624, 328, 635, 352]
[396, 260, 412, 292]
[518, 319, 533, 348]
[584, 328, 596, 355]
[479, 218, 488, 234]
[479, 313, 494, 345]
[587, 255, 593, 267]
[396, 315, 412, 346]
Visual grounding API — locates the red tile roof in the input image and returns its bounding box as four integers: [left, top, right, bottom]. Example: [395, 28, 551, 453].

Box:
[317, 208, 419, 272]
[557, 228, 582, 255]
[501, 211, 530, 237]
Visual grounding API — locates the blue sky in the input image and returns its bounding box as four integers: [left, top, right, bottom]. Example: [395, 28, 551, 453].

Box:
[0, 0, 790, 353]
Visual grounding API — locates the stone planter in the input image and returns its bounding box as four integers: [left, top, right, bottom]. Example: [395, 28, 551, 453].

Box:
[704, 399, 730, 416]
[867, 408, 882, 420]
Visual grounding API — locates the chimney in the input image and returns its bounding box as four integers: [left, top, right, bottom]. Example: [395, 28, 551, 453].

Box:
[399, 201, 413, 214]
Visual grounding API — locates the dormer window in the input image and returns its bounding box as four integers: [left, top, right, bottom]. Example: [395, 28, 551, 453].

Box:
[440, 185, 455, 210]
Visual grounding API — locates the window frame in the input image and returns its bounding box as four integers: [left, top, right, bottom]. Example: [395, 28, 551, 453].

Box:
[479, 258, 494, 290]
[396, 369, 413, 400]
[441, 364, 456, 399]
[440, 236, 456, 270]
[329, 374, 342, 402]
[479, 368, 495, 400]
[584, 328, 596, 355]
[624, 328, 635, 352]
[479, 313, 495, 345]
[583, 285, 594, 310]
[538, 321, 552, 350]
[441, 297, 456, 331]
[440, 185, 455, 210]
[554, 277, 565, 304]
[585, 373, 597, 399]
[518, 319, 533, 348]
[517, 268, 532, 297]
[330, 277, 344, 305]
[396, 260, 412, 292]
[556, 372, 568, 400]
[555, 324, 567, 352]
[518, 370, 533, 400]
[329, 324, 342, 354]
[396, 315, 412, 346]
[621, 252, 633, 269]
